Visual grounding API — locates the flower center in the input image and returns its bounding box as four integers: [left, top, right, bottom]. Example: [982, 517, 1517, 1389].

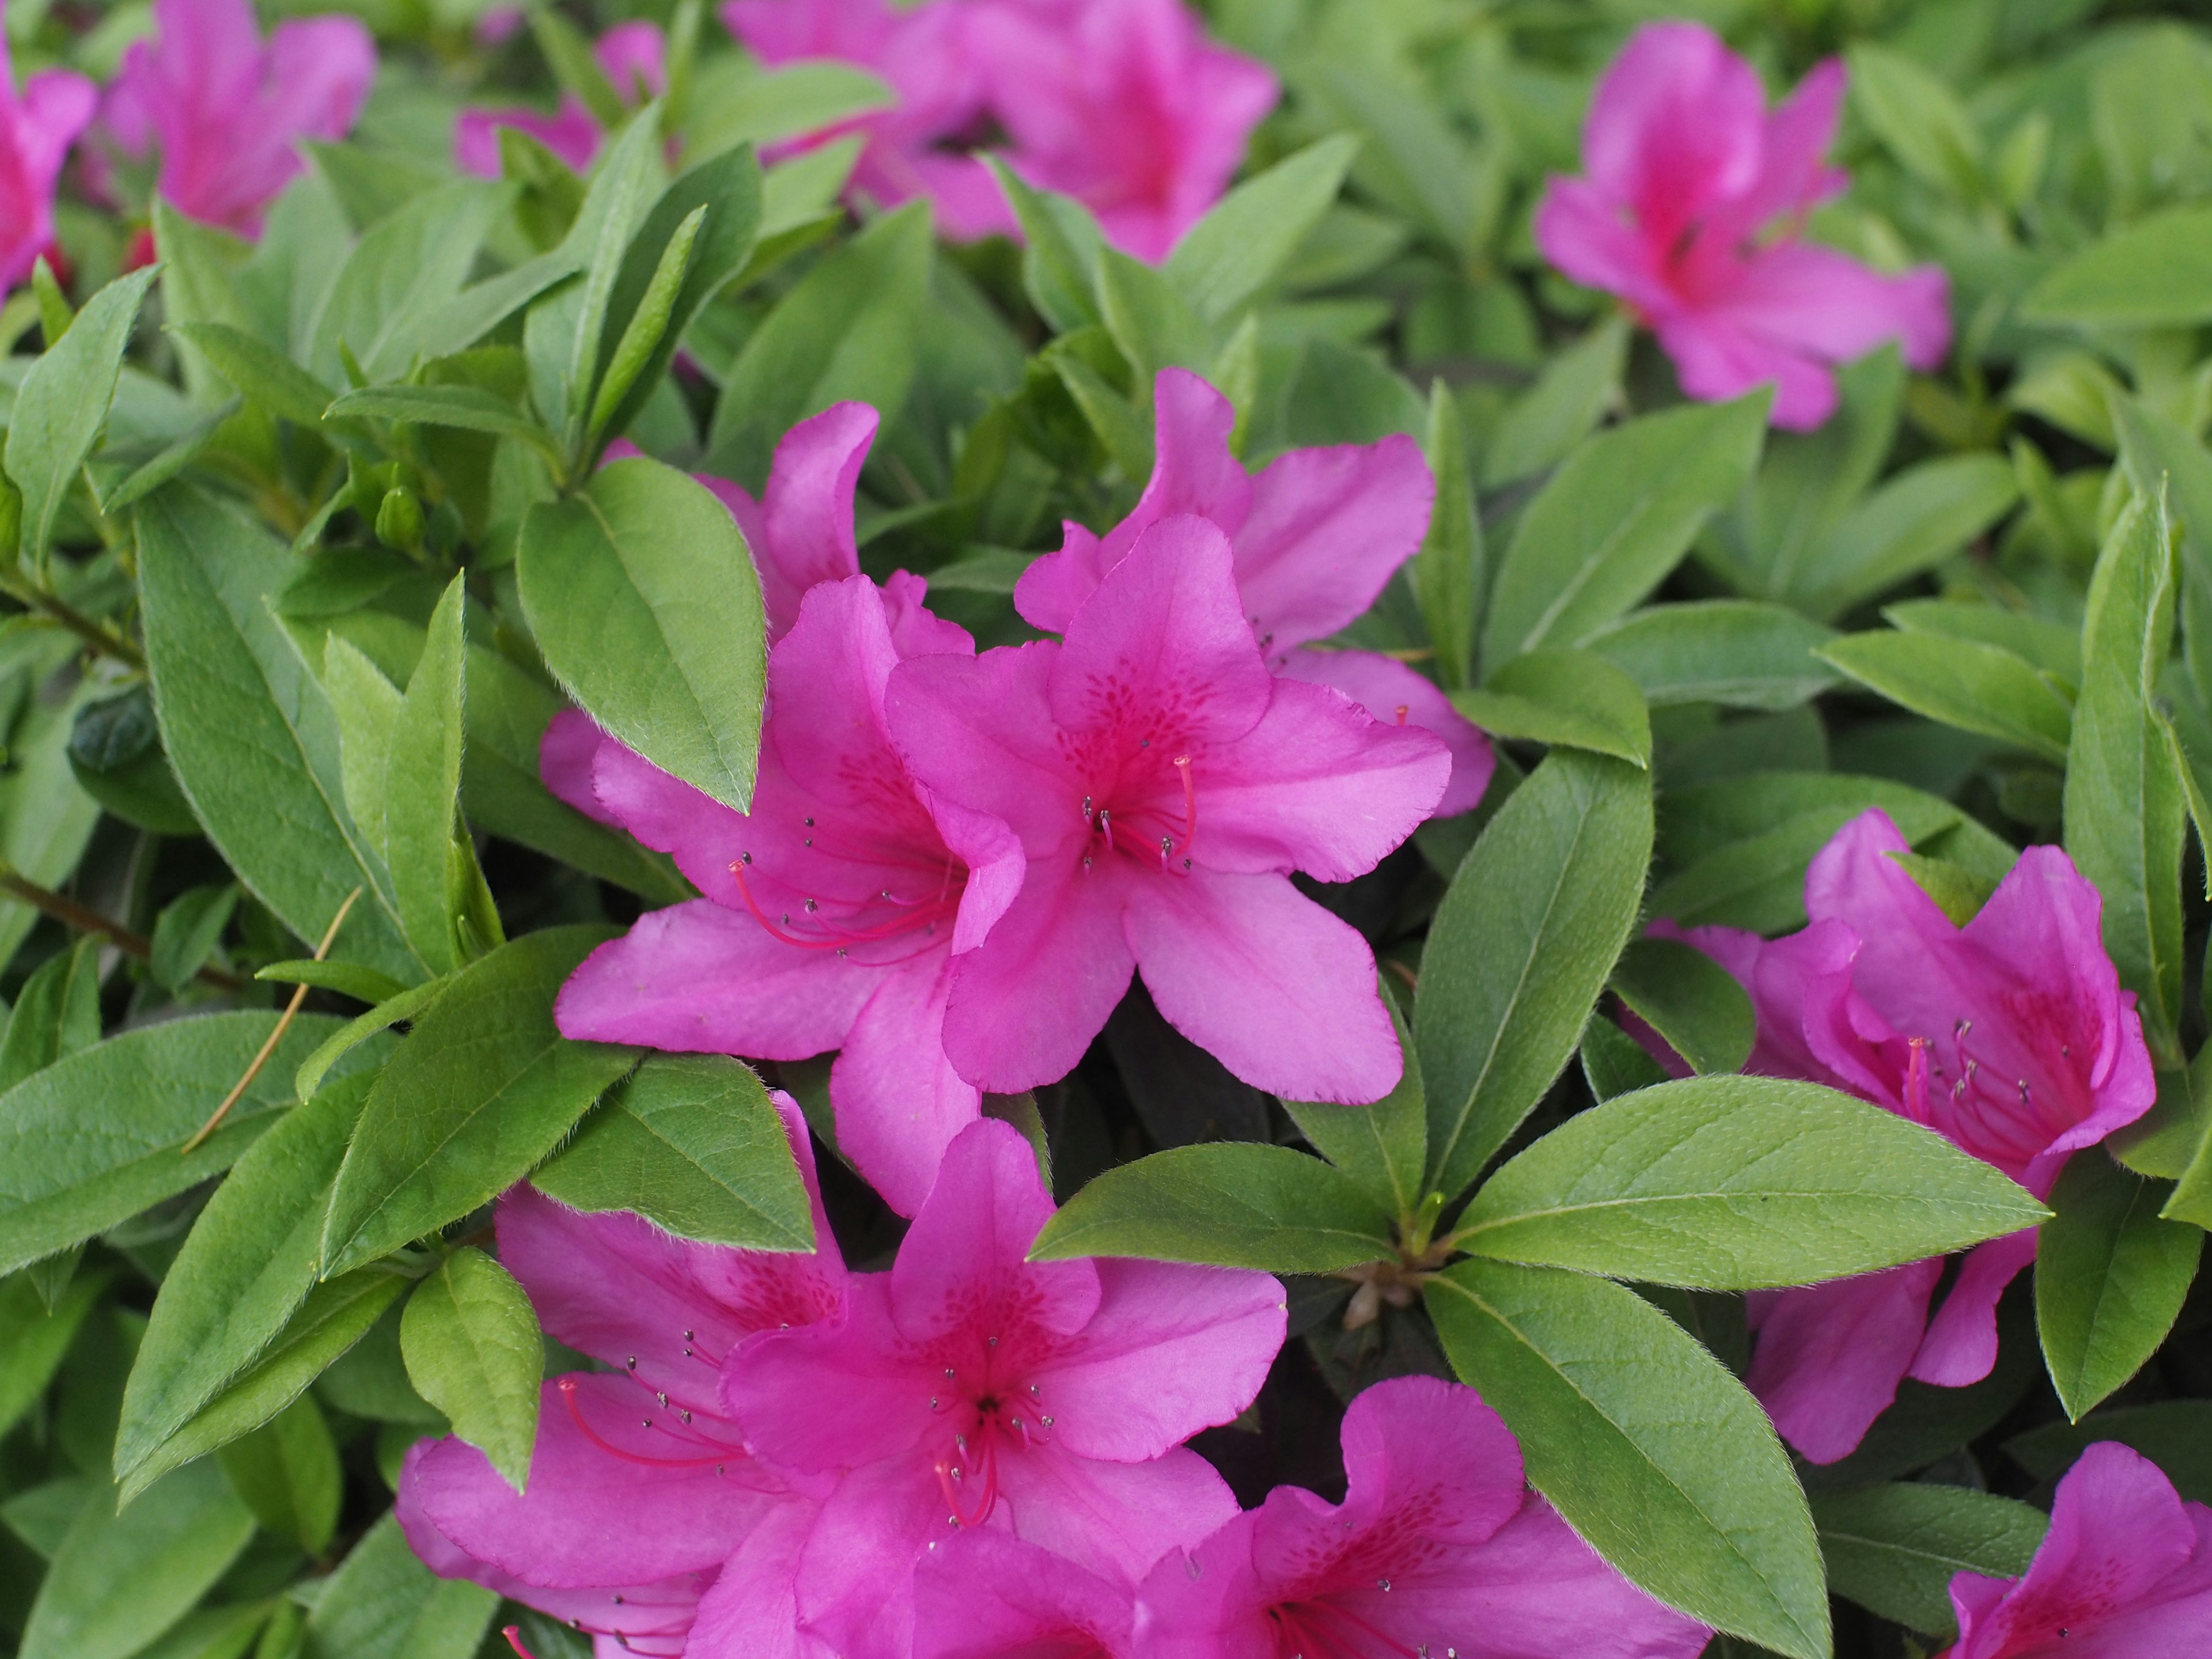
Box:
[726, 846, 966, 963]
[1079, 751, 1197, 876]
[927, 1362, 1056, 1529]
[1267, 1593, 1430, 1659]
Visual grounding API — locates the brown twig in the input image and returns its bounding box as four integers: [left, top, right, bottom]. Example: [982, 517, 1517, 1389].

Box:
[0, 870, 245, 990]
[0, 578, 145, 669]
[183, 887, 361, 1153]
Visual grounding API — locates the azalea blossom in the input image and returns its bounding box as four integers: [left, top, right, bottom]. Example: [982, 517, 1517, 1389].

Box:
[397, 1093, 847, 1657]
[888, 511, 1449, 1103]
[1136, 1374, 1711, 1659]
[721, 1117, 1286, 1658]
[1941, 1442, 2212, 1657]
[99, 0, 375, 237]
[913, 1520, 1137, 1658]
[550, 569, 1020, 1218]
[1016, 368, 1494, 817]
[1533, 21, 1950, 430]
[0, 39, 94, 289]
[1660, 810, 2156, 1462]
[456, 20, 665, 179]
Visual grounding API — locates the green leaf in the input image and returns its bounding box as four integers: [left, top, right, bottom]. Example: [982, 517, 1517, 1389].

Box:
[2036, 1152, 2202, 1420]
[293, 975, 450, 1104]
[18, 1461, 255, 1659]
[1786, 456, 2020, 622]
[1478, 315, 1629, 490]
[518, 456, 767, 813]
[1428, 1259, 1828, 1659]
[120, 1270, 407, 1503]
[2006, 1400, 2212, 1503]
[1608, 938, 1755, 1075]
[1888, 850, 1998, 926]
[985, 159, 1103, 336]
[1884, 599, 2082, 685]
[0, 937, 103, 1093]
[1452, 649, 1651, 766]
[1162, 135, 1359, 325]
[1581, 1014, 1669, 1103]
[0, 1011, 346, 1278]
[5, 266, 160, 562]
[685, 59, 893, 158]
[1812, 1484, 2046, 1638]
[2065, 491, 2187, 1065]
[2023, 206, 2212, 327]
[1281, 980, 1427, 1220]
[1049, 345, 1154, 479]
[382, 576, 477, 975]
[2115, 393, 2212, 596]
[138, 484, 420, 983]
[1028, 1143, 1393, 1272]
[1582, 601, 1842, 711]
[321, 926, 637, 1276]
[533, 1052, 813, 1249]
[164, 322, 341, 431]
[400, 1247, 543, 1493]
[1097, 248, 1213, 385]
[305, 180, 509, 384]
[115, 1073, 372, 1488]
[1847, 41, 1984, 197]
[214, 1393, 341, 1555]
[1482, 395, 1766, 668]
[587, 204, 707, 456]
[1412, 379, 1479, 690]
[531, 6, 627, 127]
[1820, 630, 2073, 763]
[254, 958, 409, 1004]
[1454, 1075, 2050, 1287]
[706, 202, 930, 487]
[1419, 750, 1654, 1203]
[301, 1512, 498, 1659]
[322, 385, 561, 462]
[0, 1266, 109, 1440]
[149, 884, 238, 996]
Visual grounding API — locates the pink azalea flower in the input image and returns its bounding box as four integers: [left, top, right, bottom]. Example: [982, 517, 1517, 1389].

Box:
[913, 1526, 1136, 1658]
[721, 1117, 1286, 1659]
[550, 571, 1022, 1218]
[99, 0, 375, 237]
[0, 39, 94, 289]
[1532, 21, 1951, 431]
[1661, 810, 2156, 1463]
[456, 20, 666, 179]
[1940, 1442, 2212, 1657]
[1136, 1375, 1711, 1659]
[1016, 368, 1494, 818]
[396, 1093, 847, 1656]
[885, 517, 1450, 1103]
[965, 0, 1278, 262]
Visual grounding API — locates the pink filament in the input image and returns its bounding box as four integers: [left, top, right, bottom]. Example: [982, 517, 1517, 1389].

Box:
[556, 1377, 734, 1470]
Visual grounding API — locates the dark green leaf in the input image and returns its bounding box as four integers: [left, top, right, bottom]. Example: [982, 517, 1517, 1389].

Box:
[214, 1393, 341, 1555]
[2007, 1400, 2212, 1503]
[1281, 980, 1427, 1221]
[1608, 938, 1755, 1075]
[1478, 317, 1628, 490]
[1582, 601, 1841, 711]
[382, 576, 477, 974]
[164, 322, 340, 431]
[1812, 1484, 2046, 1637]
[149, 885, 237, 996]
[2036, 1152, 2202, 1420]
[1821, 630, 2071, 762]
[1452, 649, 1650, 766]
[1580, 1014, 1669, 1103]
[323, 385, 560, 461]
[1787, 456, 2019, 622]
[301, 1512, 498, 1659]
[0, 1266, 109, 1439]
[1412, 378, 1479, 690]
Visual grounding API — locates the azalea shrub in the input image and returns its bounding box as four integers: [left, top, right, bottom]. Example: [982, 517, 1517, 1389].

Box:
[10, 0, 2212, 1657]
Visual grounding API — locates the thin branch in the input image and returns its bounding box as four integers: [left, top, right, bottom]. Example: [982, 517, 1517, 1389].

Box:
[0, 870, 244, 991]
[0, 579, 145, 669]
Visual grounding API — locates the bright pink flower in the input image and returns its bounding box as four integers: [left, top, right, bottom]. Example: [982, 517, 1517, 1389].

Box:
[1942, 1442, 2212, 1657]
[723, 0, 1010, 240]
[397, 1093, 846, 1657]
[966, 0, 1278, 261]
[914, 1529, 1136, 1659]
[1017, 368, 1493, 817]
[722, 1118, 1285, 1659]
[100, 0, 374, 237]
[551, 573, 1021, 1218]
[1664, 810, 2156, 1462]
[1136, 1375, 1711, 1659]
[1533, 21, 1950, 430]
[0, 40, 94, 289]
[456, 21, 665, 179]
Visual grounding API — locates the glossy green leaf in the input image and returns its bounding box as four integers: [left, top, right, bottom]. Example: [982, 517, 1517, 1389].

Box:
[1454, 1075, 2050, 1287]
[1608, 938, 1755, 1075]
[1812, 1484, 2046, 1637]
[400, 1247, 542, 1493]
[2037, 1152, 2202, 1420]
[1029, 1142, 1393, 1271]
[322, 926, 637, 1275]
[1418, 749, 1653, 1203]
[518, 457, 767, 813]
[1452, 649, 1650, 766]
[1428, 1259, 1828, 1659]
[533, 1052, 813, 1249]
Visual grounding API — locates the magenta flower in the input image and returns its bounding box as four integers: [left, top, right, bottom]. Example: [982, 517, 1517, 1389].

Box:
[1136, 1375, 1710, 1659]
[1940, 1442, 2212, 1657]
[0, 40, 94, 289]
[722, 1117, 1285, 1659]
[966, 0, 1278, 262]
[1017, 368, 1493, 817]
[551, 572, 1021, 1217]
[396, 1093, 847, 1656]
[1662, 810, 2156, 1462]
[457, 20, 665, 179]
[913, 1525, 1136, 1658]
[99, 0, 374, 237]
[1533, 21, 1950, 430]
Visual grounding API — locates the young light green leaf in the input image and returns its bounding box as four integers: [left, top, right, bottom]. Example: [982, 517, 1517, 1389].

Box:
[1162, 134, 1359, 324]
[1883, 598, 2082, 685]
[1028, 1143, 1394, 1272]
[1281, 979, 1427, 1221]
[1608, 938, 1754, 1075]
[2036, 1152, 2202, 1421]
[1812, 1484, 2047, 1638]
[1419, 750, 1654, 1203]
[305, 179, 509, 384]
[985, 158, 1104, 335]
[1452, 649, 1651, 767]
[321, 926, 638, 1276]
[293, 975, 450, 1103]
[1427, 1259, 1829, 1659]
[303, 1512, 499, 1659]
[1820, 631, 2072, 763]
[1412, 380, 1479, 690]
[518, 457, 767, 812]
[255, 957, 410, 1004]
[1847, 42, 1985, 197]
[533, 1052, 813, 1250]
[326, 635, 403, 865]
[400, 1247, 543, 1493]
[5, 266, 160, 561]
[1454, 1075, 2050, 1287]
[382, 576, 476, 975]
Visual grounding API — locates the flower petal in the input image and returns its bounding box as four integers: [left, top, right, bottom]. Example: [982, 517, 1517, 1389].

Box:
[1745, 1259, 1944, 1464]
[1581, 21, 1764, 248]
[831, 956, 981, 1219]
[1233, 434, 1432, 653]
